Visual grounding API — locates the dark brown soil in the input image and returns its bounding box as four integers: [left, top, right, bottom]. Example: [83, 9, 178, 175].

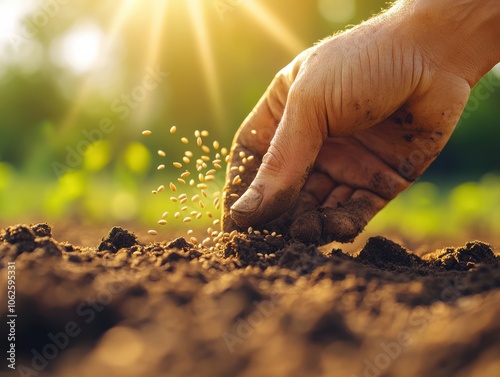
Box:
[1, 223, 500, 377]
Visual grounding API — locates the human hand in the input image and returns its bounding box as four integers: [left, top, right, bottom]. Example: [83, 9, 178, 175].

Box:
[222, 0, 498, 244]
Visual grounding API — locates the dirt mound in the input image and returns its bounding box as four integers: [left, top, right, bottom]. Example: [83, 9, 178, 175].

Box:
[1, 224, 499, 377]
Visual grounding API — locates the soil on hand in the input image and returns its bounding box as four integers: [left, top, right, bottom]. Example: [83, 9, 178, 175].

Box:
[1, 223, 499, 377]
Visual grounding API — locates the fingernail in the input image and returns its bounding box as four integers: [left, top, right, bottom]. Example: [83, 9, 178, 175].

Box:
[231, 187, 263, 214]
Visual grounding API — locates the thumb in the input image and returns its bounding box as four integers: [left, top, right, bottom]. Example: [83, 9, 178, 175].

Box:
[230, 87, 325, 228]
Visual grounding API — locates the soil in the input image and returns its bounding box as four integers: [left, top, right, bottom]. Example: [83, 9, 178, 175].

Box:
[1, 223, 500, 377]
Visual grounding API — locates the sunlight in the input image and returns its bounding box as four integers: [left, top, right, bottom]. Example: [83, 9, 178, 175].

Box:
[187, 0, 226, 127]
[318, 0, 356, 24]
[244, 1, 306, 55]
[0, 0, 37, 58]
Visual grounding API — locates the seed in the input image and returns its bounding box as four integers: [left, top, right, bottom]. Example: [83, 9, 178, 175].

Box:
[169, 182, 177, 192]
[183, 217, 192, 223]
[173, 162, 182, 168]
[257, 253, 263, 257]
[181, 171, 190, 178]
[174, 212, 180, 218]
[181, 137, 189, 144]
[230, 167, 238, 172]
[201, 130, 209, 137]
[152, 190, 157, 194]
[142, 130, 152, 135]
[190, 237, 198, 244]
[199, 201, 205, 208]
[196, 213, 203, 219]
[212, 159, 221, 164]
[206, 169, 216, 175]
[269, 253, 276, 258]
[187, 229, 194, 235]
[157, 164, 165, 170]
[197, 137, 202, 146]
[198, 173, 205, 182]
[185, 151, 193, 157]
[157, 185, 165, 192]
[178, 193, 187, 199]
[207, 227, 213, 235]
[201, 155, 210, 161]
[254, 230, 261, 235]
[213, 163, 222, 169]
[213, 219, 220, 226]
[148, 229, 157, 235]
[191, 194, 200, 202]
[189, 179, 195, 186]
[158, 150, 166, 157]
[170, 197, 178, 202]
[170, 126, 177, 134]
[221, 147, 228, 156]
[213, 141, 219, 149]
[230, 193, 239, 198]
[263, 230, 269, 235]
[239, 166, 245, 173]
[202, 145, 210, 153]
[232, 175, 242, 185]
[177, 178, 186, 184]
[205, 175, 215, 182]
[247, 155, 254, 161]
[194, 130, 201, 138]
[271, 232, 277, 236]
[182, 156, 190, 164]
[206, 211, 213, 218]
[225, 155, 230, 162]
[181, 206, 188, 211]
[201, 190, 208, 198]
[162, 212, 169, 218]
[211, 231, 218, 237]
[239, 151, 246, 158]
[158, 220, 167, 225]
[248, 227, 253, 233]
[202, 237, 211, 245]
[180, 198, 187, 204]
[197, 183, 208, 189]
[191, 210, 198, 216]
[213, 197, 220, 209]
[251, 129, 257, 135]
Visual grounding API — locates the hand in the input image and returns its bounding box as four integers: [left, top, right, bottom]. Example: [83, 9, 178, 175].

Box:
[222, 0, 498, 244]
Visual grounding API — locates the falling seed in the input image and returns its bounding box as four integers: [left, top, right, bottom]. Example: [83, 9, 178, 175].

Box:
[169, 182, 177, 192]
[190, 237, 198, 244]
[180, 198, 187, 204]
[221, 147, 228, 156]
[177, 178, 186, 184]
[162, 212, 169, 218]
[254, 230, 261, 235]
[251, 129, 257, 135]
[201, 130, 209, 137]
[181, 137, 189, 144]
[201, 190, 208, 198]
[158, 150, 166, 157]
[247, 155, 254, 161]
[185, 151, 193, 157]
[242, 157, 247, 164]
[202, 237, 211, 245]
[157, 185, 165, 192]
[183, 157, 190, 164]
[202, 145, 210, 153]
[191, 210, 198, 216]
[211, 231, 218, 237]
[178, 193, 187, 199]
[187, 229, 194, 235]
[207, 227, 213, 235]
[194, 130, 201, 138]
[174, 212, 180, 218]
[157, 164, 166, 170]
[239, 151, 246, 158]
[206, 169, 216, 175]
[199, 201, 205, 208]
[213, 141, 219, 149]
[173, 162, 182, 168]
[225, 155, 230, 162]
[230, 166, 239, 172]
[183, 217, 192, 223]
[197, 183, 208, 189]
[212, 159, 221, 164]
[213, 163, 222, 169]
[196, 137, 202, 147]
[148, 229, 157, 235]
[181, 171, 190, 178]
[142, 130, 152, 136]
[198, 173, 205, 182]
[189, 179, 195, 186]
[158, 220, 167, 225]
[213, 219, 220, 225]
[191, 194, 200, 202]
[248, 227, 253, 233]
[239, 166, 245, 173]
[170, 197, 178, 202]
[170, 126, 177, 134]
[232, 175, 242, 185]
[257, 253, 263, 257]
[271, 232, 277, 236]
[206, 211, 213, 218]
[230, 193, 239, 198]
[196, 213, 202, 219]
[205, 175, 215, 182]
[152, 190, 157, 194]
[181, 206, 188, 211]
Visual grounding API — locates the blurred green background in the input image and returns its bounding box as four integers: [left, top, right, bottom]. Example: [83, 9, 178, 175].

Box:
[0, 0, 499, 242]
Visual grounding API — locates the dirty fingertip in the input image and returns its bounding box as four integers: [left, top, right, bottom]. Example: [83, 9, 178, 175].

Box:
[290, 210, 322, 244]
[321, 206, 367, 243]
[230, 187, 263, 226]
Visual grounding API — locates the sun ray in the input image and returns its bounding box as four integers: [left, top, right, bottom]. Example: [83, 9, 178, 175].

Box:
[245, 1, 307, 55]
[186, 0, 225, 128]
[59, 0, 139, 134]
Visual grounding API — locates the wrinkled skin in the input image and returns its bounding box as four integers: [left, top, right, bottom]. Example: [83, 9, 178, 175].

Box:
[222, 0, 500, 244]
